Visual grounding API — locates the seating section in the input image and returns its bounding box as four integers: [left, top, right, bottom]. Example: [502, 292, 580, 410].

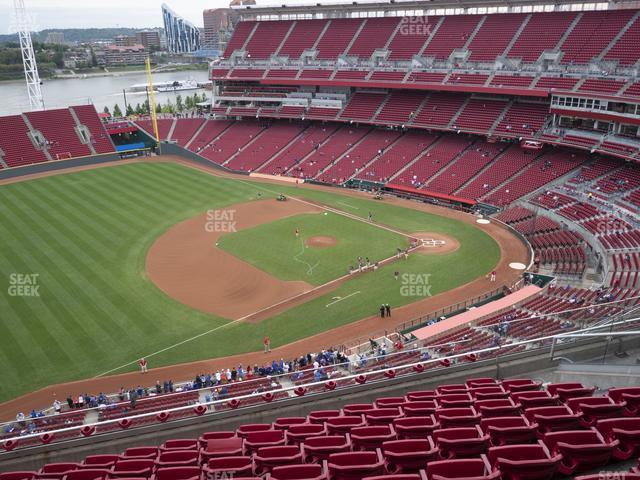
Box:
[70, 105, 115, 154]
[0, 115, 49, 168]
[26, 109, 91, 159]
[422, 15, 482, 60]
[6, 377, 640, 480]
[198, 121, 265, 165]
[467, 13, 526, 61]
[347, 17, 400, 58]
[508, 12, 577, 62]
[244, 20, 293, 59]
[315, 19, 364, 60]
[339, 93, 388, 122]
[278, 20, 327, 59]
[452, 99, 508, 133]
[168, 118, 205, 147]
[135, 119, 174, 142]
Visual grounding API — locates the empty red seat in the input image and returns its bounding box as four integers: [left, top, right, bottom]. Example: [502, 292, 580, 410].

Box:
[121, 447, 158, 459]
[286, 423, 327, 444]
[351, 425, 396, 451]
[150, 467, 199, 480]
[523, 405, 582, 434]
[110, 459, 154, 478]
[567, 396, 626, 426]
[270, 464, 327, 480]
[512, 391, 559, 409]
[486, 442, 561, 480]
[198, 431, 236, 448]
[342, 404, 376, 415]
[434, 407, 481, 428]
[80, 456, 119, 469]
[432, 426, 489, 458]
[303, 435, 352, 463]
[38, 464, 79, 479]
[466, 378, 500, 388]
[393, 416, 439, 440]
[382, 438, 439, 473]
[476, 398, 520, 418]
[470, 387, 509, 400]
[309, 410, 342, 424]
[237, 423, 272, 438]
[202, 456, 253, 478]
[254, 445, 303, 474]
[436, 384, 468, 394]
[160, 439, 198, 451]
[607, 386, 640, 416]
[365, 408, 402, 426]
[502, 379, 542, 392]
[0, 473, 36, 480]
[327, 416, 366, 434]
[437, 394, 473, 408]
[406, 391, 436, 402]
[480, 416, 537, 446]
[154, 450, 198, 468]
[274, 417, 308, 430]
[400, 401, 437, 417]
[375, 397, 405, 408]
[425, 458, 499, 480]
[546, 383, 596, 402]
[542, 428, 617, 475]
[244, 429, 286, 455]
[327, 450, 385, 480]
[200, 437, 244, 463]
[595, 417, 640, 460]
[62, 470, 110, 480]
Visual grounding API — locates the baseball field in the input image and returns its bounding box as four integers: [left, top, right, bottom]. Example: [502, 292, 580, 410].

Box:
[0, 160, 504, 403]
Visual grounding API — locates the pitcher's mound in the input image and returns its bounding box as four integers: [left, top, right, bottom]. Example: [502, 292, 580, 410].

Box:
[305, 236, 337, 248]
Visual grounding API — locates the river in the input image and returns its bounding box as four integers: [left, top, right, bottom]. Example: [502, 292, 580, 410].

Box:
[0, 70, 211, 116]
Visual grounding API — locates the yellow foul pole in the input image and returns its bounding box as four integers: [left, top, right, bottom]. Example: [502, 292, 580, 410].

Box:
[145, 57, 161, 155]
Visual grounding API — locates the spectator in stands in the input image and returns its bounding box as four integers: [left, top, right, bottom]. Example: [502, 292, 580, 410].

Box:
[53, 399, 61, 415]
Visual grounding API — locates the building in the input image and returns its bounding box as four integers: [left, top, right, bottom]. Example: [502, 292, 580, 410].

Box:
[135, 30, 162, 50]
[114, 35, 137, 47]
[162, 3, 201, 54]
[203, 8, 235, 52]
[103, 44, 147, 66]
[45, 32, 65, 45]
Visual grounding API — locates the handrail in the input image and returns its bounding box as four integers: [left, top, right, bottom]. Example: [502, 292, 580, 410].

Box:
[2, 314, 638, 448]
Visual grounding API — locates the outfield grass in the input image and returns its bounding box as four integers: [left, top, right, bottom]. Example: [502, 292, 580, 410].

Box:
[0, 162, 499, 402]
[218, 212, 408, 286]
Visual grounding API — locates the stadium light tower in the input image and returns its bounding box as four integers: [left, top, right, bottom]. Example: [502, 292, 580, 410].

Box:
[13, 0, 45, 110]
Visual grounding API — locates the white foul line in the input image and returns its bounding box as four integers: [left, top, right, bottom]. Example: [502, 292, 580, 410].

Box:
[326, 291, 361, 307]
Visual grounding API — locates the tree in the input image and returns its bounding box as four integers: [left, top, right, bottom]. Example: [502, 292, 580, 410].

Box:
[155, 103, 163, 114]
[113, 104, 123, 118]
[52, 51, 64, 69]
[185, 95, 194, 110]
[175, 94, 184, 113]
[90, 47, 98, 68]
[103, 106, 110, 115]
[126, 104, 135, 116]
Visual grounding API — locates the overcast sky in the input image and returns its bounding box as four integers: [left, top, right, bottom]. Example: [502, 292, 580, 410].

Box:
[1, 0, 232, 33]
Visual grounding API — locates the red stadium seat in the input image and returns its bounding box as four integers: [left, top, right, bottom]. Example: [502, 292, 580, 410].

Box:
[302, 435, 352, 463]
[502, 379, 542, 392]
[475, 398, 520, 418]
[546, 383, 596, 402]
[432, 426, 489, 458]
[595, 417, 640, 460]
[0, 474, 36, 480]
[160, 439, 198, 451]
[121, 447, 159, 459]
[469, 387, 509, 400]
[480, 415, 537, 446]
[327, 450, 385, 480]
[425, 458, 499, 480]
[393, 416, 440, 439]
[270, 464, 327, 480]
[486, 442, 561, 480]
[375, 397, 405, 408]
[342, 404, 376, 415]
[202, 456, 253, 478]
[326, 416, 366, 435]
[197, 431, 236, 448]
[253, 445, 303, 474]
[154, 450, 199, 469]
[285, 423, 328, 444]
[80, 456, 119, 469]
[199, 437, 244, 463]
[466, 378, 500, 388]
[399, 401, 437, 417]
[351, 425, 397, 451]
[434, 407, 481, 428]
[566, 396, 627, 426]
[237, 424, 272, 438]
[243, 430, 286, 455]
[365, 408, 402, 425]
[436, 384, 468, 394]
[542, 428, 617, 475]
[436, 394, 473, 408]
[110, 459, 154, 478]
[62, 471, 110, 480]
[38, 464, 79, 479]
[511, 391, 559, 409]
[523, 405, 582, 434]
[309, 410, 343, 424]
[607, 386, 640, 416]
[273, 417, 308, 430]
[406, 391, 437, 402]
[150, 467, 200, 480]
[382, 438, 439, 473]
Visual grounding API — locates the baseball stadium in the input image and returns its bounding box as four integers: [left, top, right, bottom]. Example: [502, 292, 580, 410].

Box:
[1, 0, 640, 477]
